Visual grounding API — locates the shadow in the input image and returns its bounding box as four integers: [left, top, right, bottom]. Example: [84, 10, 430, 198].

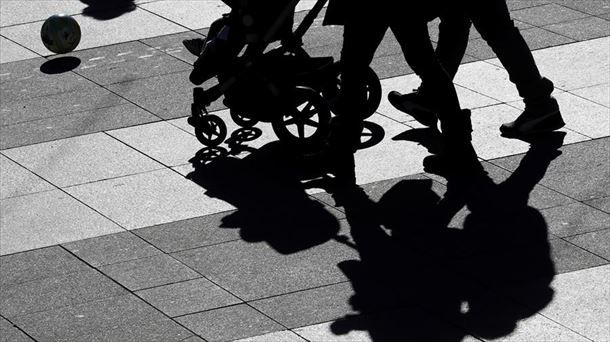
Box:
[358, 121, 385, 150]
[80, 0, 136, 20]
[186, 141, 343, 254]
[392, 127, 442, 154]
[324, 132, 565, 341]
[40, 56, 81, 74]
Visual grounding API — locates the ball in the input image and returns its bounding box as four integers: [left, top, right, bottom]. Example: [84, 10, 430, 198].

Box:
[41, 14, 81, 54]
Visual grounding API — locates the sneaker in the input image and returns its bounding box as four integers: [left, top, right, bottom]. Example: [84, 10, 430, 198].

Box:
[388, 89, 438, 127]
[500, 97, 565, 138]
[183, 38, 206, 56]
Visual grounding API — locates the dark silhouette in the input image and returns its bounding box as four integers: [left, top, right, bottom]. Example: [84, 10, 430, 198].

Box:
[323, 132, 564, 341]
[80, 0, 136, 20]
[40, 56, 81, 74]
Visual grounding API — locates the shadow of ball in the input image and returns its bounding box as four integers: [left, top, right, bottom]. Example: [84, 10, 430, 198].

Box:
[40, 56, 81, 74]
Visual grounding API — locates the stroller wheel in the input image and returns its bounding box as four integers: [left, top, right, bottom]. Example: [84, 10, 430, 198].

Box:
[323, 63, 382, 119]
[272, 86, 330, 154]
[194, 114, 227, 147]
[230, 109, 259, 128]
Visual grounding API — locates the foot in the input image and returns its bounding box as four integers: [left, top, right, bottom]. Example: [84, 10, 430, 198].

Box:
[500, 97, 565, 138]
[387, 89, 438, 127]
[183, 38, 206, 56]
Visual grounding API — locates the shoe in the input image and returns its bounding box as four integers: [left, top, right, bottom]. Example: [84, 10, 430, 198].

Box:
[183, 38, 206, 56]
[500, 97, 565, 138]
[388, 89, 438, 127]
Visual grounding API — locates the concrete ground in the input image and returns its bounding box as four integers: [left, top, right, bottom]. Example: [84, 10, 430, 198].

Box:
[1, 0, 609, 341]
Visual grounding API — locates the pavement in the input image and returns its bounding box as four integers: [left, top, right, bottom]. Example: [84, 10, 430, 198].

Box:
[1, 0, 609, 341]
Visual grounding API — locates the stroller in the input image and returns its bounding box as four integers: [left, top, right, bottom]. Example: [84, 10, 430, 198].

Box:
[187, 0, 382, 154]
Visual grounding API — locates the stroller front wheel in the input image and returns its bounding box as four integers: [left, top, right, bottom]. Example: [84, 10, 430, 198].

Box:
[230, 109, 259, 128]
[194, 114, 227, 147]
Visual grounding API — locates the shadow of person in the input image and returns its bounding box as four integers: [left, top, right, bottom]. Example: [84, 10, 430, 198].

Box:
[80, 0, 136, 20]
[326, 132, 564, 341]
[186, 141, 342, 255]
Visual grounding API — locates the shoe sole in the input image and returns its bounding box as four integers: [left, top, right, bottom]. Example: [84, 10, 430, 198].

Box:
[500, 119, 566, 138]
[388, 96, 438, 127]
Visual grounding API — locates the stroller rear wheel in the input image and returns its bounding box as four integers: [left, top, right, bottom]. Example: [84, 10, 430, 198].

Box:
[230, 109, 259, 128]
[272, 86, 330, 154]
[194, 114, 227, 147]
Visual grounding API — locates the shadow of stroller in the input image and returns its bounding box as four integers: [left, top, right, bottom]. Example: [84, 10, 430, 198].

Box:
[186, 141, 342, 255]
[325, 132, 565, 341]
[80, 0, 136, 20]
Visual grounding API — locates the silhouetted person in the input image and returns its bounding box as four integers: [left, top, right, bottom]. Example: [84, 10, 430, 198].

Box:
[389, 1, 564, 138]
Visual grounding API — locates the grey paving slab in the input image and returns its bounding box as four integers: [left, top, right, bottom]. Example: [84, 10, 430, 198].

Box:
[564, 228, 610, 260]
[133, 212, 242, 253]
[139, 30, 207, 65]
[0, 58, 97, 103]
[0, 0, 85, 27]
[72, 41, 191, 85]
[135, 277, 241, 317]
[174, 237, 358, 301]
[492, 137, 610, 201]
[182, 336, 206, 342]
[65, 168, 234, 230]
[0, 37, 39, 64]
[542, 202, 610, 237]
[11, 294, 192, 342]
[0, 267, 126, 318]
[0, 316, 33, 342]
[233, 330, 307, 342]
[251, 282, 354, 329]
[570, 83, 610, 108]
[550, 237, 609, 274]
[544, 16, 610, 41]
[0, 153, 54, 199]
[553, 0, 610, 15]
[0, 102, 160, 150]
[599, 12, 610, 20]
[175, 304, 283, 342]
[506, 0, 550, 11]
[0, 189, 123, 255]
[98, 254, 200, 291]
[139, 0, 231, 30]
[370, 53, 415, 80]
[519, 27, 575, 50]
[583, 196, 610, 213]
[464, 37, 497, 60]
[511, 3, 589, 26]
[62, 231, 162, 267]
[554, 91, 610, 139]
[3, 132, 164, 187]
[106, 70, 225, 120]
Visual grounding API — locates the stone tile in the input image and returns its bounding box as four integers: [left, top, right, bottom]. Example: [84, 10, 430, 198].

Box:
[98, 254, 200, 291]
[0, 190, 123, 255]
[133, 212, 242, 253]
[553, 0, 610, 15]
[251, 282, 354, 329]
[233, 330, 307, 342]
[0, 246, 88, 287]
[511, 3, 589, 26]
[175, 304, 283, 342]
[0, 154, 54, 199]
[454, 60, 521, 102]
[0, 0, 85, 27]
[464, 37, 497, 60]
[0, 9, 186, 55]
[553, 91, 610, 138]
[65, 168, 233, 230]
[0, 103, 160, 150]
[12, 294, 192, 342]
[583, 196, 610, 213]
[72, 41, 191, 85]
[182, 336, 206, 342]
[371, 52, 415, 80]
[542, 202, 610, 237]
[0, 316, 33, 342]
[0, 267, 126, 318]
[174, 238, 358, 301]
[544, 16, 610, 41]
[139, 0, 231, 30]
[506, 0, 550, 11]
[140, 30, 207, 65]
[0, 36, 39, 64]
[550, 238, 608, 274]
[518, 27, 575, 50]
[570, 83, 610, 108]
[135, 277, 240, 317]
[3, 132, 164, 187]
[564, 229, 610, 260]
[492, 138, 610, 201]
[62, 231, 161, 267]
[539, 265, 610, 342]
[107, 121, 202, 167]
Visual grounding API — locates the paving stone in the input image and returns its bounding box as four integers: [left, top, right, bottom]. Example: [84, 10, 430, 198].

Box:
[506, 0, 550, 11]
[371, 52, 415, 80]
[464, 37, 497, 60]
[175, 304, 283, 342]
[0, 316, 33, 342]
[0, 103, 160, 150]
[511, 3, 589, 26]
[518, 27, 575, 50]
[139, 0, 231, 30]
[72, 41, 191, 85]
[570, 83, 610, 107]
[542, 202, 610, 237]
[62, 231, 161, 267]
[0, 190, 123, 255]
[550, 238, 609, 274]
[3, 132, 164, 187]
[11, 294, 191, 342]
[181, 336, 206, 342]
[544, 16, 610, 41]
[251, 282, 355, 329]
[135, 277, 241, 317]
[233, 330, 307, 342]
[0, 246, 89, 286]
[98, 254, 200, 291]
[454, 61, 521, 103]
[140, 30, 207, 65]
[492, 138, 610, 201]
[0, 36, 39, 64]
[174, 238, 358, 301]
[553, 91, 610, 138]
[0, 1, 85, 27]
[553, 0, 610, 15]
[583, 196, 610, 213]
[0, 267, 126, 318]
[564, 229, 610, 260]
[0, 154, 54, 199]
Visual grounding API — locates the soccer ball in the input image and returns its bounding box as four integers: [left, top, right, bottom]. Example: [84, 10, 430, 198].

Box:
[41, 14, 81, 54]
